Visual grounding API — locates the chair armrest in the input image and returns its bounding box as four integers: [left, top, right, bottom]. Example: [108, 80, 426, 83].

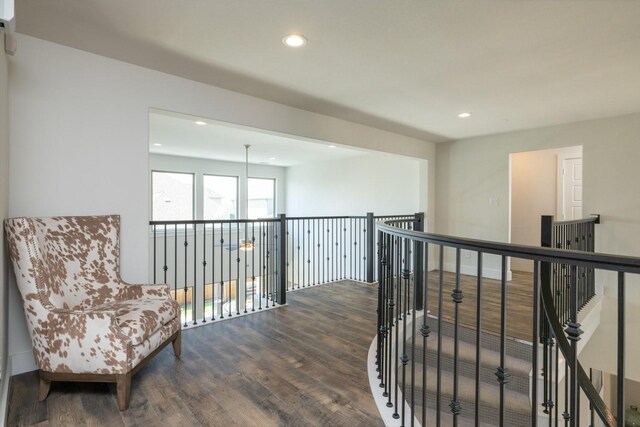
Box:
[113, 283, 173, 301]
[46, 308, 131, 374]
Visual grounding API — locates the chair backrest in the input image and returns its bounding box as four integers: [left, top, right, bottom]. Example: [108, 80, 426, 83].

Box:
[5, 215, 122, 311]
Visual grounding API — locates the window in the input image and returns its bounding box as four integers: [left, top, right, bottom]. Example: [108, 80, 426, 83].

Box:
[248, 178, 275, 218]
[151, 171, 194, 220]
[203, 175, 238, 220]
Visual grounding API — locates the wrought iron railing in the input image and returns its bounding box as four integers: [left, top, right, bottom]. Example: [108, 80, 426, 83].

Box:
[150, 212, 421, 327]
[149, 218, 286, 326]
[540, 214, 600, 422]
[375, 217, 638, 426]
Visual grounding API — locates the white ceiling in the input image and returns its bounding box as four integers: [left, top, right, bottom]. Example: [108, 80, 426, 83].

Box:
[16, 1, 640, 142]
[149, 110, 365, 166]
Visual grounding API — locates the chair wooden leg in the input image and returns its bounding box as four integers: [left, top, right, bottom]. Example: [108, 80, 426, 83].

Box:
[116, 372, 131, 411]
[38, 374, 51, 401]
[172, 329, 181, 358]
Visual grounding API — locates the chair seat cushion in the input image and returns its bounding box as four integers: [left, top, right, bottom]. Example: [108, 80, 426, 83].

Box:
[98, 299, 181, 346]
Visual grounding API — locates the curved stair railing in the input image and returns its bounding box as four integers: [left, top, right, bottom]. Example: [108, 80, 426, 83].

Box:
[373, 217, 640, 426]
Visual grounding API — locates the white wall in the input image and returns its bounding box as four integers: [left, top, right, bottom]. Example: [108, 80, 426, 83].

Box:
[149, 153, 286, 219]
[7, 33, 436, 374]
[0, 30, 11, 412]
[436, 113, 640, 293]
[510, 146, 581, 272]
[286, 152, 423, 217]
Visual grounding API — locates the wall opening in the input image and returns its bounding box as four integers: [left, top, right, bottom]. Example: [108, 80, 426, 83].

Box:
[509, 145, 582, 272]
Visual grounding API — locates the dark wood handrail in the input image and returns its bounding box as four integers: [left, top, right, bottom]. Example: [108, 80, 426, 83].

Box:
[376, 222, 640, 274]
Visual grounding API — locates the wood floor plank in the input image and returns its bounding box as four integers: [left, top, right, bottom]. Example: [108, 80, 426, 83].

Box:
[6, 275, 533, 426]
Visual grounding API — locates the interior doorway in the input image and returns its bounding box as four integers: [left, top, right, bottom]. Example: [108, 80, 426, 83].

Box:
[560, 156, 583, 220]
[509, 145, 583, 272]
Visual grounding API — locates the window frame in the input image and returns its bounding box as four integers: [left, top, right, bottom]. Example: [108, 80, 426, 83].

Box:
[247, 176, 276, 219]
[150, 169, 196, 222]
[202, 173, 240, 221]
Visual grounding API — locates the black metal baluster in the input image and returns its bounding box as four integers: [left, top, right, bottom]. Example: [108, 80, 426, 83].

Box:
[381, 232, 389, 400]
[618, 272, 626, 427]
[436, 245, 444, 427]
[202, 223, 208, 322]
[153, 224, 157, 284]
[589, 369, 595, 427]
[274, 221, 279, 305]
[265, 222, 270, 308]
[302, 219, 306, 288]
[193, 224, 197, 325]
[244, 222, 248, 313]
[421, 243, 429, 427]
[228, 222, 233, 317]
[359, 218, 362, 281]
[252, 222, 256, 311]
[393, 236, 400, 420]
[343, 218, 347, 280]
[220, 224, 225, 318]
[332, 218, 336, 282]
[401, 238, 409, 426]
[163, 225, 168, 284]
[496, 255, 509, 426]
[297, 219, 301, 289]
[409, 239, 420, 427]
[532, 260, 540, 426]
[450, 248, 462, 425]
[258, 221, 263, 310]
[564, 352, 569, 426]
[350, 218, 354, 280]
[211, 222, 222, 322]
[317, 219, 321, 285]
[475, 252, 483, 425]
[183, 223, 188, 327]
[326, 220, 330, 283]
[236, 222, 240, 315]
[307, 219, 311, 287]
[311, 219, 315, 285]
[386, 233, 395, 410]
[551, 333, 560, 427]
[322, 218, 325, 284]
[174, 224, 178, 319]
[376, 229, 385, 391]
[567, 265, 581, 427]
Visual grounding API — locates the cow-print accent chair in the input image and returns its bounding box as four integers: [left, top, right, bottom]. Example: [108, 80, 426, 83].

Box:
[5, 215, 181, 410]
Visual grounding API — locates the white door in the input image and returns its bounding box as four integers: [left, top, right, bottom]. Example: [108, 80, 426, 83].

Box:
[562, 157, 582, 220]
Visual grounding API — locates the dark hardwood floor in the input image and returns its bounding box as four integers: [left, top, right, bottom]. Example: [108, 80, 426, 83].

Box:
[7, 281, 384, 427]
[7, 271, 535, 426]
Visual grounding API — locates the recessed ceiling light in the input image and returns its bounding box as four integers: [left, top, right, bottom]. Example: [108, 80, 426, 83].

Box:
[195, 121, 207, 125]
[153, 143, 162, 147]
[268, 157, 276, 160]
[328, 145, 336, 148]
[457, 112, 472, 118]
[282, 34, 307, 48]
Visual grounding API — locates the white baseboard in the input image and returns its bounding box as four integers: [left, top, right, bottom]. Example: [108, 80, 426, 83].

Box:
[444, 262, 513, 281]
[10, 350, 35, 376]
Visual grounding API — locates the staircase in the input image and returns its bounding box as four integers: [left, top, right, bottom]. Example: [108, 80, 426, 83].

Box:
[406, 315, 532, 426]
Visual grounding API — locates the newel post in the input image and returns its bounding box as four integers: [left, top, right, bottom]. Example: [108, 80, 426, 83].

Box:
[366, 212, 375, 283]
[277, 213, 287, 305]
[413, 212, 425, 311]
[540, 215, 553, 343]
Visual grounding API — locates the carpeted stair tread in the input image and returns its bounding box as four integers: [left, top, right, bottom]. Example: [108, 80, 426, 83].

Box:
[408, 364, 531, 415]
[397, 316, 532, 426]
[413, 333, 532, 376]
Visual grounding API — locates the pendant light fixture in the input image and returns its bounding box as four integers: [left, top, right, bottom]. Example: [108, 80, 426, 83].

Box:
[239, 144, 254, 251]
